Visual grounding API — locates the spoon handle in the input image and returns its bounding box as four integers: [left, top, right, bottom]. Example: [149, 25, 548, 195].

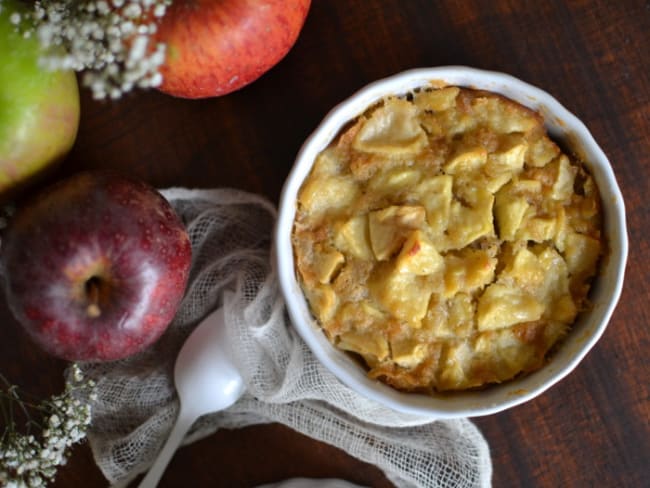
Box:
[138, 407, 197, 488]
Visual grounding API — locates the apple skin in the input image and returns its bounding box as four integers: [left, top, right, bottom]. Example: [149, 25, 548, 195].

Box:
[0, 171, 192, 362]
[155, 0, 311, 98]
[0, 0, 80, 199]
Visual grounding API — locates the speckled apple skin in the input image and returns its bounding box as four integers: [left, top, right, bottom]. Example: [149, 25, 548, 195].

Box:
[0, 172, 192, 362]
[156, 0, 311, 98]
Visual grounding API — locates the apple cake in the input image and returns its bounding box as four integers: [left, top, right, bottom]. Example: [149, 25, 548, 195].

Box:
[292, 86, 603, 392]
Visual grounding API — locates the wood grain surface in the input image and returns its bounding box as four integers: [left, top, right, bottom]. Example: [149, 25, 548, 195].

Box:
[1, 1, 648, 486]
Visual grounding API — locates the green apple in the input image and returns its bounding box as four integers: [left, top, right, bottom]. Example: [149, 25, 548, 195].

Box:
[0, 0, 80, 198]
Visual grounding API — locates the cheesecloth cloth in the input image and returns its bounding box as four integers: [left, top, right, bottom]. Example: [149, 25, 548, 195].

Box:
[69, 188, 492, 488]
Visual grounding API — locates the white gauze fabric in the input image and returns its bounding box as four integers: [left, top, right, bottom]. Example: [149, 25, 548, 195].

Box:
[70, 188, 492, 488]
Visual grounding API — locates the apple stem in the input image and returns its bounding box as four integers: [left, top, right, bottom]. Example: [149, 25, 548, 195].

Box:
[85, 278, 102, 318]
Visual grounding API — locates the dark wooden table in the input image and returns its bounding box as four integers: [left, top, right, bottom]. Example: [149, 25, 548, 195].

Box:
[2, 1, 648, 486]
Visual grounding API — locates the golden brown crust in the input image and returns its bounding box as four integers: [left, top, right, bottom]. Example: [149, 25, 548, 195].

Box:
[292, 87, 603, 392]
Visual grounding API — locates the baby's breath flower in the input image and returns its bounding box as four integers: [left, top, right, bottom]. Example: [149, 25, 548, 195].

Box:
[0, 363, 95, 486]
[7, 0, 172, 100]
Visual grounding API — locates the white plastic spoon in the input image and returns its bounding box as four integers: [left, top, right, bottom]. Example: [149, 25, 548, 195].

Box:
[138, 307, 245, 488]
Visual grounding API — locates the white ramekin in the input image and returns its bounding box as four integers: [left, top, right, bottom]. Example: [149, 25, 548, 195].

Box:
[275, 67, 628, 418]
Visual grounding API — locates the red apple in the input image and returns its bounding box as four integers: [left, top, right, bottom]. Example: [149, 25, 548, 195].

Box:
[0, 171, 192, 362]
[154, 0, 311, 98]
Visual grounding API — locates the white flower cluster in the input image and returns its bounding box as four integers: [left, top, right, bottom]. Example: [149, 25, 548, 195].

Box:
[7, 0, 171, 100]
[0, 364, 96, 487]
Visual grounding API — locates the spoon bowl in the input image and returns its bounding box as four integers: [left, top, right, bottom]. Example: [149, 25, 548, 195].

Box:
[138, 307, 245, 487]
